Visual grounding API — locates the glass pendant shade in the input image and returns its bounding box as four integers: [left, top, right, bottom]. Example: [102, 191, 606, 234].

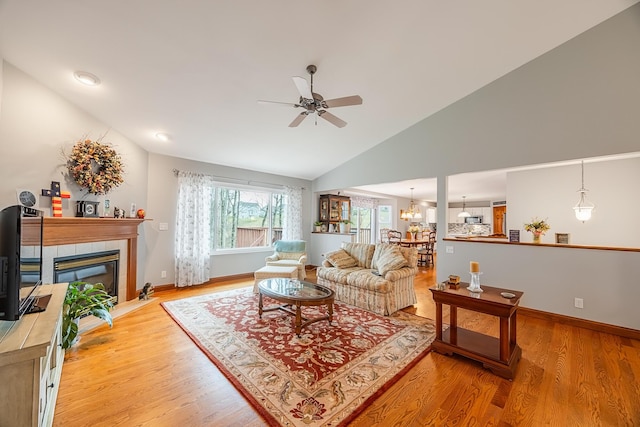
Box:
[573, 161, 594, 222]
[458, 196, 471, 218]
[574, 191, 594, 222]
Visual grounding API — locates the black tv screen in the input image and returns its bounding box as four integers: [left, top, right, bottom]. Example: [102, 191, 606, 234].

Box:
[0, 205, 44, 320]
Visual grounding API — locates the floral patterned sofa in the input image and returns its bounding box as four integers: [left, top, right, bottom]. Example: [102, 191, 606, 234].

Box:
[317, 242, 418, 315]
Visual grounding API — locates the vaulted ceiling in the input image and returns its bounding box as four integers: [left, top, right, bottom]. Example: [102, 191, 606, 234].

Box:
[1, 0, 637, 190]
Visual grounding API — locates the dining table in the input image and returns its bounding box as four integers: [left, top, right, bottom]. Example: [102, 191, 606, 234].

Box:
[399, 238, 430, 247]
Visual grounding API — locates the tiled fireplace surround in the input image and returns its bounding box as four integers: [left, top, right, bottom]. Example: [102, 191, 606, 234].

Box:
[43, 241, 128, 301]
[27, 217, 145, 301]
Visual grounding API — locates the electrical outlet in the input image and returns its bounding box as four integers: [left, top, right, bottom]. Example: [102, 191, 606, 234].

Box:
[446, 246, 454, 254]
[161, 270, 167, 278]
[574, 297, 584, 309]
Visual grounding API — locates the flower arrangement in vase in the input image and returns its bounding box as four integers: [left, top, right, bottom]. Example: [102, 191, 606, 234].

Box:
[408, 225, 421, 240]
[524, 217, 550, 243]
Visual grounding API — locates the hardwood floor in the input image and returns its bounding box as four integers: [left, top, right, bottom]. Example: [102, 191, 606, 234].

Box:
[54, 267, 640, 426]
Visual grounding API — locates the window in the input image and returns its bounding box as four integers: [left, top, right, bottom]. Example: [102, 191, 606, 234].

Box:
[212, 185, 285, 251]
[350, 206, 373, 243]
[378, 205, 392, 231]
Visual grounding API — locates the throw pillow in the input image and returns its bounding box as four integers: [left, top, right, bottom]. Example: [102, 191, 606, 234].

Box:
[325, 249, 359, 269]
[375, 245, 409, 276]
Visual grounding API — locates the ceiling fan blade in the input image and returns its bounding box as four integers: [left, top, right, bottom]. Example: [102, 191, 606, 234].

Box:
[318, 110, 347, 128]
[322, 95, 363, 108]
[292, 76, 313, 99]
[258, 100, 299, 107]
[288, 112, 308, 127]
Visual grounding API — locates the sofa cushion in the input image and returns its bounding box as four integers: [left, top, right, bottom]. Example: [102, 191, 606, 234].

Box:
[316, 266, 359, 284]
[340, 242, 375, 268]
[325, 249, 359, 269]
[345, 270, 391, 293]
[372, 244, 408, 276]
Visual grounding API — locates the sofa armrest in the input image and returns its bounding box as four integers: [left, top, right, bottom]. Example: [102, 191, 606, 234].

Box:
[384, 266, 418, 282]
[322, 259, 332, 267]
[298, 254, 307, 264]
[265, 254, 279, 262]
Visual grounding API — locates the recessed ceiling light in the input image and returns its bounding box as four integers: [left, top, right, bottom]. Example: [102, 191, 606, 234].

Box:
[73, 71, 101, 86]
[155, 132, 171, 142]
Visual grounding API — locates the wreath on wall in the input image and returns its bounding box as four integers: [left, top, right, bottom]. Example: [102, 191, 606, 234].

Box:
[67, 139, 124, 195]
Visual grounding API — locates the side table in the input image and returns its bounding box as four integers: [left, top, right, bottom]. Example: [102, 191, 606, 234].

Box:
[429, 284, 523, 379]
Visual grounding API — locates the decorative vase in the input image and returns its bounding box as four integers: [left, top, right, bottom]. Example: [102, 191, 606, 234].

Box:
[532, 231, 542, 243]
[339, 223, 349, 233]
[467, 272, 483, 293]
[412, 232, 418, 240]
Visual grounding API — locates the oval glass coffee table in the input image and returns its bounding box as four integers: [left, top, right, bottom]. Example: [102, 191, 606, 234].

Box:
[258, 278, 335, 336]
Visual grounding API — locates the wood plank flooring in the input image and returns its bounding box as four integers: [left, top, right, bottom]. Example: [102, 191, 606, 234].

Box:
[53, 267, 640, 426]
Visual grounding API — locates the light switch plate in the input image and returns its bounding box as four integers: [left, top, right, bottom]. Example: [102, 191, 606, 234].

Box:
[159, 222, 168, 231]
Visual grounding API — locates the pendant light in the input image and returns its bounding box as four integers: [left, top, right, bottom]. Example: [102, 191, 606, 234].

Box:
[458, 196, 471, 218]
[401, 188, 422, 221]
[573, 161, 594, 222]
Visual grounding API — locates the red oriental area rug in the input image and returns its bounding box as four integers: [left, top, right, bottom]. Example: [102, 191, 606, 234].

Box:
[162, 287, 436, 427]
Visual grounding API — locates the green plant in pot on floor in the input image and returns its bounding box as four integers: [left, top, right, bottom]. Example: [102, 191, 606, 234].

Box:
[62, 281, 115, 349]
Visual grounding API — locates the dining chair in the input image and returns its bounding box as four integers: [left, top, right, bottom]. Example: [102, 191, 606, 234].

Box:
[380, 228, 390, 243]
[387, 230, 402, 245]
[418, 231, 436, 266]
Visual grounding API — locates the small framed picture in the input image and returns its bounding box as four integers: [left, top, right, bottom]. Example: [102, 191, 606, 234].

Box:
[555, 233, 570, 244]
[509, 230, 520, 242]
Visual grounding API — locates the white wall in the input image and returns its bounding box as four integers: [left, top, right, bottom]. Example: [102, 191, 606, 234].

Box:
[439, 240, 639, 330]
[0, 61, 149, 288]
[507, 157, 640, 247]
[145, 153, 311, 285]
[312, 5, 640, 329]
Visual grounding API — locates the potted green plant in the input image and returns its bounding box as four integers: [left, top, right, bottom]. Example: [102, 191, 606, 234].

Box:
[314, 221, 323, 232]
[339, 219, 351, 234]
[62, 281, 115, 349]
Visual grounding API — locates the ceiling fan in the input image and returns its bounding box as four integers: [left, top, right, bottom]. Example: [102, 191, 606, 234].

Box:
[259, 64, 363, 128]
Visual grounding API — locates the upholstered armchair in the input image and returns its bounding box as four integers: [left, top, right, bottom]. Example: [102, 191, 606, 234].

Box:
[265, 240, 307, 280]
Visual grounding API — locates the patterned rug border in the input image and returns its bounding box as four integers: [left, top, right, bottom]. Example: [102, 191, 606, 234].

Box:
[161, 287, 435, 427]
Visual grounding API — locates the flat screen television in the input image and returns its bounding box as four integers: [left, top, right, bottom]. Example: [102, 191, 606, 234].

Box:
[0, 205, 45, 321]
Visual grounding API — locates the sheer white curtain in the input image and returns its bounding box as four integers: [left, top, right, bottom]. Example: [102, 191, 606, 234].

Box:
[282, 186, 303, 240]
[175, 171, 214, 287]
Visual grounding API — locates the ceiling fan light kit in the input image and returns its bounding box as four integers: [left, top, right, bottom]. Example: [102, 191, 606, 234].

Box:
[260, 64, 362, 128]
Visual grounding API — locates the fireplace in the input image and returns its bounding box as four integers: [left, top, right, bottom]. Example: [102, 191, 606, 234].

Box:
[53, 250, 120, 301]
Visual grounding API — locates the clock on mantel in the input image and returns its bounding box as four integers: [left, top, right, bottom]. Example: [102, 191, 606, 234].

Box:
[76, 200, 100, 217]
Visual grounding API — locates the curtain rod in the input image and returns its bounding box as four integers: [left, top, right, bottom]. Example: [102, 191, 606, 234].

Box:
[172, 168, 304, 190]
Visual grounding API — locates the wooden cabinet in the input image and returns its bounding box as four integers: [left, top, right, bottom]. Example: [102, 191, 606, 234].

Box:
[0, 283, 67, 427]
[318, 195, 350, 230]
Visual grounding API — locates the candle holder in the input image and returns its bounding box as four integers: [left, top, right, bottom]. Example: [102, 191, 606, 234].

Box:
[467, 271, 483, 293]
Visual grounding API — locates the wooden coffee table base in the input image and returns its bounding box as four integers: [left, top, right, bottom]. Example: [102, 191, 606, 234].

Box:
[258, 295, 333, 336]
[257, 279, 335, 337]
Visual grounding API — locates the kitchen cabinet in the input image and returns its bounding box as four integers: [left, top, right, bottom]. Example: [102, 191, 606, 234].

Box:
[481, 207, 493, 225]
[448, 208, 464, 224]
[318, 194, 350, 230]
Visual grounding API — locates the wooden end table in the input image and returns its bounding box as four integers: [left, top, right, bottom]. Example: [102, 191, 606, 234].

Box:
[258, 278, 335, 337]
[429, 283, 523, 379]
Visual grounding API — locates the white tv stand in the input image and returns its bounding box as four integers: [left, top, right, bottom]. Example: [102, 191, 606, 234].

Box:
[0, 283, 67, 426]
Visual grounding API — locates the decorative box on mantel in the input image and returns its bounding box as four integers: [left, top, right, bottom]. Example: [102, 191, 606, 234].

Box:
[23, 217, 147, 301]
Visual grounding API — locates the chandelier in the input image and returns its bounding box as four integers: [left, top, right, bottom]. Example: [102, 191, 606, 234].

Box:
[573, 160, 594, 222]
[458, 195, 471, 218]
[401, 188, 422, 221]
